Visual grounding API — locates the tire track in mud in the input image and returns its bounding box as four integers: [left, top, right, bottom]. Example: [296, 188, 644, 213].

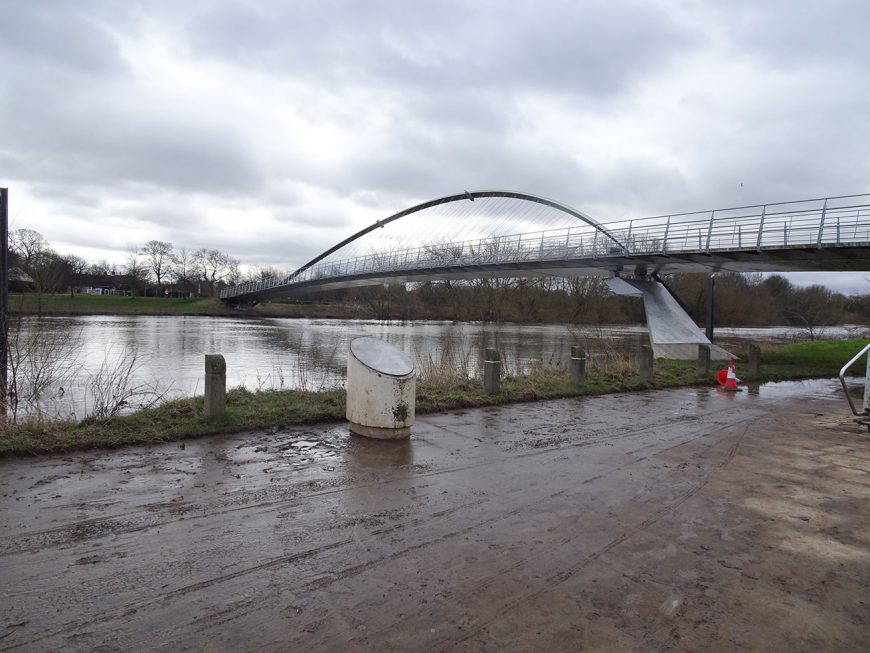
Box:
[0, 403, 750, 557]
[417, 420, 754, 653]
[136, 417, 757, 651]
[2, 409, 756, 649]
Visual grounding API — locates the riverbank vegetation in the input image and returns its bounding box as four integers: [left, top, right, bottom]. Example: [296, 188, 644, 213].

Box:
[7, 227, 870, 329]
[2, 338, 866, 456]
[10, 276, 870, 336]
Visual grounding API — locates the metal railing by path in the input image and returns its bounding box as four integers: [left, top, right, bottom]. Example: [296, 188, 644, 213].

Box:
[221, 193, 870, 300]
[839, 341, 870, 419]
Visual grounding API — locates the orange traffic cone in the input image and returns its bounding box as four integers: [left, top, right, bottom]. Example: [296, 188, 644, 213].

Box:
[723, 359, 740, 391]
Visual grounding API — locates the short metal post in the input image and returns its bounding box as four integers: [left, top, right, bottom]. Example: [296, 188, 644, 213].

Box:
[639, 345, 654, 383]
[570, 346, 587, 385]
[748, 343, 761, 375]
[483, 348, 501, 394]
[204, 354, 227, 417]
[697, 344, 711, 377]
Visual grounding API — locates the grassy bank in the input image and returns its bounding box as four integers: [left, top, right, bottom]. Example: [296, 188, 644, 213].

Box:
[7, 293, 361, 318]
[2, 338, 866, 456]
[750, 339, 865, 379]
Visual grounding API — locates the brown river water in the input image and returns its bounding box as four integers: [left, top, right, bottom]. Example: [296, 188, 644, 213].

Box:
[8, 316, 864, 419]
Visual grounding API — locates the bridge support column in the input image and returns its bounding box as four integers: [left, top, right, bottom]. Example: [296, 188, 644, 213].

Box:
[570, 346, 587, 385]
[705, 273, 716, 342]
[484, 349, 501, 394]
[204, 354, 226, 418]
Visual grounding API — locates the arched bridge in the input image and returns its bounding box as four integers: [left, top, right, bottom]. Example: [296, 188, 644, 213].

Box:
[221, 191, 870, 305]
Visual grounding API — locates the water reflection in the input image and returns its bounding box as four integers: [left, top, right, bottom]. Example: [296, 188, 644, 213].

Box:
[10, 316, 854, 419]
[12, 316, 648, 417]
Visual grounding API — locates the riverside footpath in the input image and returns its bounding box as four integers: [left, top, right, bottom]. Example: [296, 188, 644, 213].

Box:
[1, 379, 868, 651]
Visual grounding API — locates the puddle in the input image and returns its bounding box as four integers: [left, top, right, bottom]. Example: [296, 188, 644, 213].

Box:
[700, 377, 861, 404]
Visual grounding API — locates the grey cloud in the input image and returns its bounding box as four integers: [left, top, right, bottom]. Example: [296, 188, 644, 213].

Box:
[719, 0, 870, 71]
[0, 2, 126, 75]
[185, 0, 696, 97]
[3, 70, 263, 196]
[2, 0, 868, 291]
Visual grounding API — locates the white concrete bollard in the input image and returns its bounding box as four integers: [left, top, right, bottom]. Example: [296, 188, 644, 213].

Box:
[346, 337, 416, 439]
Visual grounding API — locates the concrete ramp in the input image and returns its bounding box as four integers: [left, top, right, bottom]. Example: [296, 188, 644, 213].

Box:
[607, 277, 732, 360]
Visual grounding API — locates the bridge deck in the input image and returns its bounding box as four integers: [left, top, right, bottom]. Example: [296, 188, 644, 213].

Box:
[221, 193, 870, 303]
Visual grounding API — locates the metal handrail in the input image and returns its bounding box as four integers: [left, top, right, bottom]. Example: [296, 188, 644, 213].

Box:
[839, 342, 870, 416]
[220, 193, 870, 300]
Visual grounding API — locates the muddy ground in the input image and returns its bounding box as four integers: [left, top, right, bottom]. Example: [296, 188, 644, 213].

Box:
[1, 379, 868, 651]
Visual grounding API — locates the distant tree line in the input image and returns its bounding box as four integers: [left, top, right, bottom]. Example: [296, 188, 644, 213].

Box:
[6, 229, 242, 297]
[6, 227, 868, 332]
[321, 272, 870, 336]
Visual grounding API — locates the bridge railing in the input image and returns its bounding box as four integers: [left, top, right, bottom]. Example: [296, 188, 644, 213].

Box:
[220, 194, 870, 299]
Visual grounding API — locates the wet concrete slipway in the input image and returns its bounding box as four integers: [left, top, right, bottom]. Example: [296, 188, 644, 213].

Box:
[1, 380, 869, 651]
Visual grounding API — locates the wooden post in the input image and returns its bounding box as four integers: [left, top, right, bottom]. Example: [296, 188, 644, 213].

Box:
[697, 344, 711, 377]
[204, 354, 226, 417]
[483, 348, 501, 394]
[570, 346, 587, 385]
[748, 343, 761, 375]
[639, 345, 654, 384]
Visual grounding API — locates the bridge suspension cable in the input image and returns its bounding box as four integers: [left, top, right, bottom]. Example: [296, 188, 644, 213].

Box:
[288, 190, 621, 281]
[220, 192, 870, 303]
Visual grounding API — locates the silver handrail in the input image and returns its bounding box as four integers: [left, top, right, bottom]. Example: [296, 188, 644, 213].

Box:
[220, 193, 870, 300]
[839, 342, 870, 416]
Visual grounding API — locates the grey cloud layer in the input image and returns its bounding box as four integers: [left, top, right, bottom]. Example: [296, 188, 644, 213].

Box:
[1, 0, 868, 291]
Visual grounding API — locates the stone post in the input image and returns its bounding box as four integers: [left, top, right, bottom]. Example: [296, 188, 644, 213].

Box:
[484, 348, 501, 394]
[697, 344, 711, 377]
[570, 346, 587, 385]
[204, 354, 226, 417]
[639, 345, 654, 384]
[748, 343, 761, 375]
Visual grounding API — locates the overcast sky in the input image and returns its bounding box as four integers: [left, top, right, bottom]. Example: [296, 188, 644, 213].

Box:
[2, 0, 868, 292]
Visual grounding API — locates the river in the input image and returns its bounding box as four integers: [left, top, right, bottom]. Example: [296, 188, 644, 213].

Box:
[6, 315, 863, 419]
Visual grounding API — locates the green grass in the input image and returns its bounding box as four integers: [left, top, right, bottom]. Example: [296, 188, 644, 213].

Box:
[740, 338, 868, 380]
[1, 339, 866, 456]
[7, 293, 362, 318]
[8, 293, 233, 316]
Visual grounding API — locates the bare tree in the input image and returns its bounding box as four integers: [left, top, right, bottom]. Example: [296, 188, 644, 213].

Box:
[244, 265, 284, 283]
[9, 228, 50, 272]
[171, 247, 193, 285]
[192, 248, 239, 296]
[125, 248, 150, 296]
[63, 254, 88, 296]
[141, 240, 174, 287]
[787, 285, 844, 340]
[89, 259, 111, 276]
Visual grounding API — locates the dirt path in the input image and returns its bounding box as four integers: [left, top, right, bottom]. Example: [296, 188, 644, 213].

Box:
[1, 380, 868, 651]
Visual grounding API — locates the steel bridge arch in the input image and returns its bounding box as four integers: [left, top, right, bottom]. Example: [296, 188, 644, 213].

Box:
[288, 190, 622, 281]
